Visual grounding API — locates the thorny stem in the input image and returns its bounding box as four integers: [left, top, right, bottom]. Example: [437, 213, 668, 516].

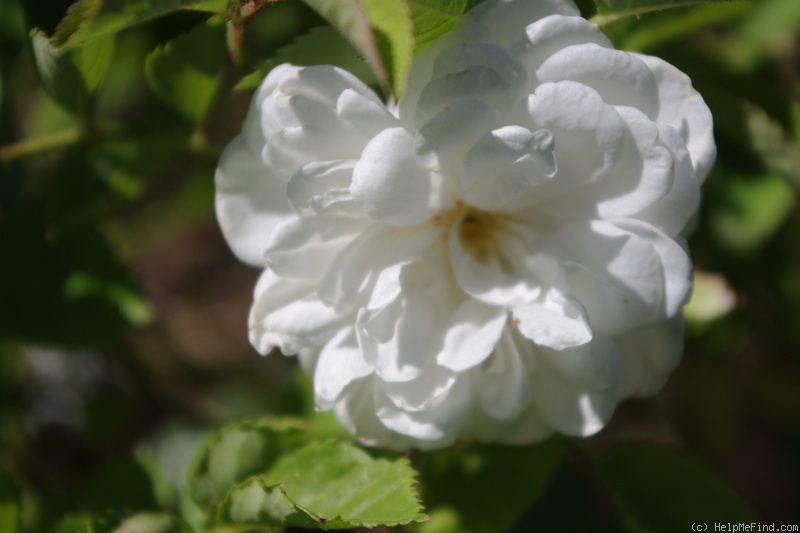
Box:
[226, 0, 285, 67]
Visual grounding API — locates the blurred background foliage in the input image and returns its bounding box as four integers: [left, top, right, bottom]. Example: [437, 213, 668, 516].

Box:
[0, 0, 798, 531]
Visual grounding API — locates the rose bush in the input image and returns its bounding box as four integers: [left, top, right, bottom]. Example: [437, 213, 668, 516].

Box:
[216, 0, 715, 449]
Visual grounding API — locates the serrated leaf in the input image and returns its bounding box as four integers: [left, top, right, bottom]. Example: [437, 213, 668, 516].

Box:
[30, 30, 88, 114]
[591, 0, 726, 26]
[218, 440, 427, 530]
[72, 33, 115, 91]
[236, 26, 377, 91]
[299, 0, 413, 99]
[52, 0, 231, 48]
[418, 439, 561, 533]
[0, 471, 20, 533]
[601, 444, 754, 533]
[183, 417, 309, 530]
[144, 18, 227, 123]
[408, 0, 483, 51]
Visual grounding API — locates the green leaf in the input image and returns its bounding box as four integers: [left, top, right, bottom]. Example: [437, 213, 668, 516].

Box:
[144, 18, 227, 123]
[52, 0, 231, 49]
[0, 471, 20, 533]
[30, 30, 88, 114]
[236, 26, 377, 91]
[590, 0, 728, 26]
[601, 444, 754, 533]
[72, 34, 116, 91]
[182, 417, 309, 530]
[418, 439, 561, 533]
[299, 0, 413, 99]
[408, 0, 482, 51]
[218, 440, 427, 529]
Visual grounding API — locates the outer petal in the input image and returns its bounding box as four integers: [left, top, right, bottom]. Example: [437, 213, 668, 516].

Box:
[314, 326, 372, 409]
[635, 54, 716, 182]
[248, 270, 345, 356]
[537, 43, 660, 119]
[215, 136, 293, 267]
[513, 291, 592, 350]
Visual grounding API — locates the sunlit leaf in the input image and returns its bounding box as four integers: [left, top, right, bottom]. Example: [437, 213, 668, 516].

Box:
[601, 444, 754, 533]
[236, 26, 377, 91]
[408, 0, 483, 51]
[72, 33, 115, 91]
[0, 471, 20, 533]
[591, 0, 727, 26]
[218, 440, 427, 530]
[419, 439, 561, 533]
[182, 417, 309, 530]
[299, 0, 413, 99]
[52, 0, 231, 48]
[144, 18, 227, 123]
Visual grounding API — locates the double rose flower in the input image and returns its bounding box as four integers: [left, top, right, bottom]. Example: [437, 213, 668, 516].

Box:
[216, 0, 715, 449]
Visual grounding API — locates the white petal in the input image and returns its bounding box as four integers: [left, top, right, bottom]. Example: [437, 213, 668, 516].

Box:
[519, 82, 627, 197]
[513, 291, 592, 350]
[530, 339, 621, 436]
[415, 98, 503, 177]
[264, 215, 366, 279]
[616, 317, 683, 398]
[469, 0, 580, 48]
[629, 124, 700, 236]
[478, 327, 532, 419]
[537, 43, 660, 119]
[381, 362, 457, 411]
[555, 219, 665, 323]
[438, 299, 508, 372]
[634, 54, 716, 182]
[215, 136, 293, 267]
[463, 125, 556, 209]
[286, 160, 359, 215]
[248, 270, 344, 355]
[511, 15, 612, 74]
[314, 326, 372, 408]
[351, 128, 439, 226]
[612, 219, 693, 317]
[448, 216, 549, 307]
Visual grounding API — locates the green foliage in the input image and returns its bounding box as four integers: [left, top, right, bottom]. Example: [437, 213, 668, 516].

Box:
[299, 0, 414, 98]
[601, 444, 755, 532]
[51, 0, 230, 49]
[0, 471, 20, 533]
[419, 439, 561, 533]
[218, 440, 427, 529]
[144, 18, 227, 123]
[237, 26, 377, 91]
[709, 172, 794, 254]
[408, 0, 483, 51]
[183, 417, 310, 529]
[0, 202, 149, 346]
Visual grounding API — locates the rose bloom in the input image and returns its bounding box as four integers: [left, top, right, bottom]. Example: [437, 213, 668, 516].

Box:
[216, 0, 715, 449]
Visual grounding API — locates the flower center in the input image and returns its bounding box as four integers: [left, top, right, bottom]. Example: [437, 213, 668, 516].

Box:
[434, 202, 502, 266]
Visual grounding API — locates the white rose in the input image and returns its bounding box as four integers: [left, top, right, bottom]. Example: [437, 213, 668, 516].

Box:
[216, 0, 715, 449]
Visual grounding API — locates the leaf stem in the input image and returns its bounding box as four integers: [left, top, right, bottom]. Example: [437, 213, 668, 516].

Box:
[589, 0, 738, 27]
[0, 128, 83, 164]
